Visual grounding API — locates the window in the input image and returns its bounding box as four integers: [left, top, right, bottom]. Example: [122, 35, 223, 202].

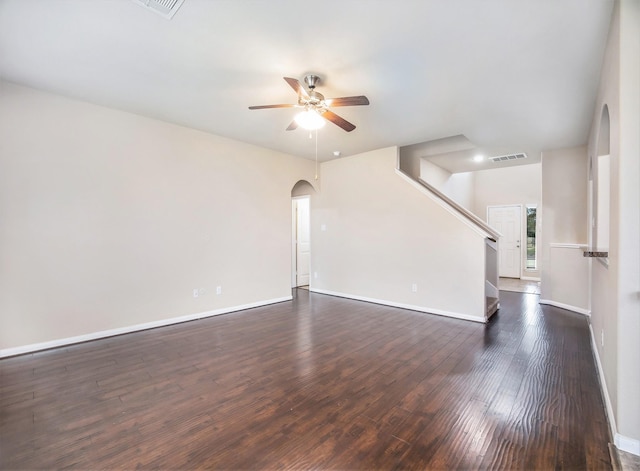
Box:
[526, 205, 537, 270]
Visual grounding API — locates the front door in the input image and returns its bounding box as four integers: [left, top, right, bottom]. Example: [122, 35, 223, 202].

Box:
[488, 205, 521, 278]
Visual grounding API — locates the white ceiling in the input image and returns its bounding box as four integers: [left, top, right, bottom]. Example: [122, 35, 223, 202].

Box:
[0, 0, 613, 170]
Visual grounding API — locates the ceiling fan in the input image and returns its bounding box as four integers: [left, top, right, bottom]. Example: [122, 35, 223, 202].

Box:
[248, 75, 369, 132]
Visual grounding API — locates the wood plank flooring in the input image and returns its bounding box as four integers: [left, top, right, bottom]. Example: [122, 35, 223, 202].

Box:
[0, 290, 612, 469]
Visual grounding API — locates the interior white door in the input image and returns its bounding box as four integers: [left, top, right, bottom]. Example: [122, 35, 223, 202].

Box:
[294, 197, 310, 286]
[488, 205, 522, 278]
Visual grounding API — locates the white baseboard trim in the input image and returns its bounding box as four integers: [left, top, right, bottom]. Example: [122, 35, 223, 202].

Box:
[539, 299, 590, 316]
[589, 324, 618, 444]
[590, 325, 640, 456]
[309, 288, 486, 323]
[615, 434, 640, 456]
[0, 296, 292, 358]
[589, 323, 640, 456]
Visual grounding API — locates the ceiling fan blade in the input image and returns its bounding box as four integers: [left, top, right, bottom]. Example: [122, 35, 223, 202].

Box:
[326, 96, 370, 107]
[286, 120, 298, 131]
[283, 77, 310, 100]
[248, 104, 296, 110]
[322, 110, 356, 132]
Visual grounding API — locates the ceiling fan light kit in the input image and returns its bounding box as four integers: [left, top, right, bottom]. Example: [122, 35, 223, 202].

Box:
[249, 75, 369, 132]
[294, 109, 326, 130]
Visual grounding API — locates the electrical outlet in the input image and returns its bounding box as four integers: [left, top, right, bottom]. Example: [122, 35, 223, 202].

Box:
[199, 288, 205, 296]
[216, 286, 222, 295]
[412, 283, 418, 292]
[193, 289, 199, 298]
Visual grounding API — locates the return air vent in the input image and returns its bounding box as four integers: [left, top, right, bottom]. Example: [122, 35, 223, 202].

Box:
[131, 0, 185, 19]
[490, 153, 528, 163]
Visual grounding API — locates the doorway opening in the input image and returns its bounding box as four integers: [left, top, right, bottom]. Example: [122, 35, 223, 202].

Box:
[292, 196, 310, 288]
[291, 180, 316, 288]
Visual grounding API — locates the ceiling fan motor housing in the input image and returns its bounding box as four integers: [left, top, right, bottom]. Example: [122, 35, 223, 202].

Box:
[304, 74, 321, 90]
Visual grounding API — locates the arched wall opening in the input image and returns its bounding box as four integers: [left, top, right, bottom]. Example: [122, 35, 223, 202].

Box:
[593, 105, 611, 253]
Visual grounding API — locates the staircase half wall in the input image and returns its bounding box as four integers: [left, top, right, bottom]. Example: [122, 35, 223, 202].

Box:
[310, 146, 498, 323]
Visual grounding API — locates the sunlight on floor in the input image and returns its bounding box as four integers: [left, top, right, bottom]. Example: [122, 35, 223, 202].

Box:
[498, 277, 540, 295]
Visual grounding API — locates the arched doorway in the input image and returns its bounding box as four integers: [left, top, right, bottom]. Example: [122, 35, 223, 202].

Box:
[291, 180, 316, 288]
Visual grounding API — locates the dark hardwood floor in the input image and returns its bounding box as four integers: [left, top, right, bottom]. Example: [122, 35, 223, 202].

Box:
[1, 290, 612, 469]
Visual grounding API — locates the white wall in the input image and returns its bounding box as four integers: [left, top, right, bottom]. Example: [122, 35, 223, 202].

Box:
[540, 147, 589, 245]
[472, 164, 542, 218]
[419, 159, 474, 209]
[539, 147, 589, 312]
[586, 0, 640, 453]
[446, 172, 475, 210]
[0, 82, 316, 354]
[588, 1, 621, 444]
[615, 0, 640, 449]
[541, 244, 589, 314]
[420, 159, 452, 188]
[311, 147, 487, 322]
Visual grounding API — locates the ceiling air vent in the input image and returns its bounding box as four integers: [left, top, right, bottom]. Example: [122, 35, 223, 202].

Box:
[490, 153, 528, 163]
[131, 0, 185, 20]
